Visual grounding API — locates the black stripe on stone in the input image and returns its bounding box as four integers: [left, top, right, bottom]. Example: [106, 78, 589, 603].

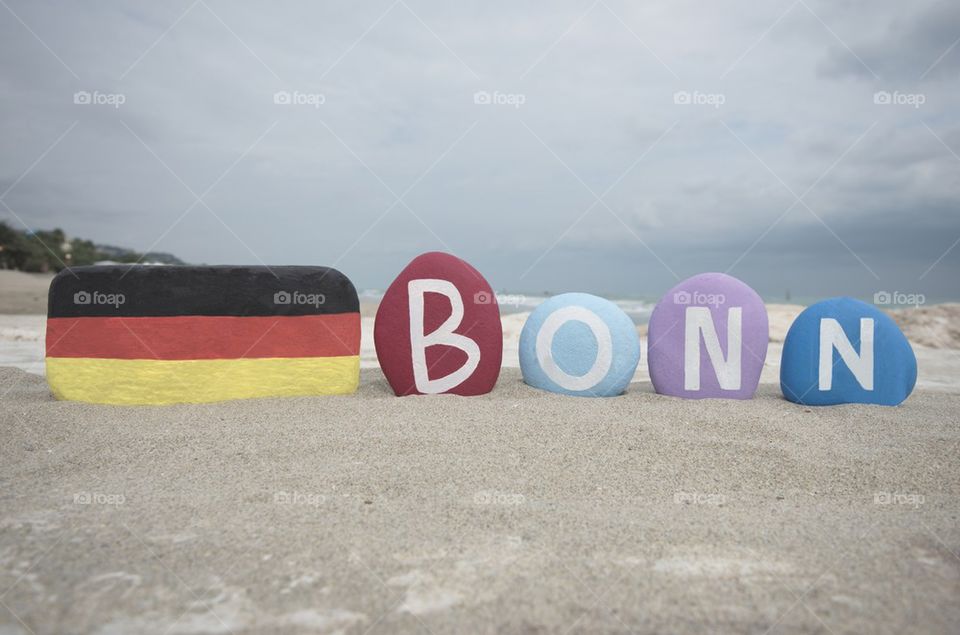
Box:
[48, 265, 360, 317]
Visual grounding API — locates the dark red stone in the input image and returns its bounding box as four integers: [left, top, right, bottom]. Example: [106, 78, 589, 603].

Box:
[374, 252, 502, 396]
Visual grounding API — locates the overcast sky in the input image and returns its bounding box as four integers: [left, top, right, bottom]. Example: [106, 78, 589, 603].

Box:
[1, 0, 958, 301]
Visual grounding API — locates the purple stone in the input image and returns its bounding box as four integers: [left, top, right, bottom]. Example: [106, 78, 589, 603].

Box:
[647, 272, 768, 399]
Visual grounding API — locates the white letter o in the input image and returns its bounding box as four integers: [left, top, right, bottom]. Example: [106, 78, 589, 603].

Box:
[535, 306, 613, 392]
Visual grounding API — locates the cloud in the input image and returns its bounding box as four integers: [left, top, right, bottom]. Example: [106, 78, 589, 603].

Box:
[0, 0, 957, 300]
[819, 0, 960, 81]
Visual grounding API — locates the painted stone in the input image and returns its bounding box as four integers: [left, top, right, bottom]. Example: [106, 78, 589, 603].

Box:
[45, 265, 360, 405]
[780, 297, 917, 406]
[519, 293, 640, 397]
[374, 252, 502, 396]
[647, 272, 768, 400]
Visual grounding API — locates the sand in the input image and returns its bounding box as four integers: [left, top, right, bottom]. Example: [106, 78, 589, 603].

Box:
[888, 303, 960, 350]
[3, 271, 960, 632]
[1, 366, 959, 634]
[0, 270, 53, 314]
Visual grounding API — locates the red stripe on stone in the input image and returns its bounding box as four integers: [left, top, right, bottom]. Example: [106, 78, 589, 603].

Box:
[46, 314, 360, 360]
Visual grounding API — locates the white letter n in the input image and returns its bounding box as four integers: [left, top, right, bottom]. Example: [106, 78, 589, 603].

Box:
[819, 318, 874, 391]
[684, 307, 742, 391]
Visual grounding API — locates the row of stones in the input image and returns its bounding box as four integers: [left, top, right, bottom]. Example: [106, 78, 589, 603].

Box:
[375, 252, 917, 406]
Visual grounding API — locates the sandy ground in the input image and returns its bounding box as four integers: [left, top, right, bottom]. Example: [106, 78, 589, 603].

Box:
[3, 269, 959, 632]
[0, 270, 53, 314]
[1, 367, 959, 634]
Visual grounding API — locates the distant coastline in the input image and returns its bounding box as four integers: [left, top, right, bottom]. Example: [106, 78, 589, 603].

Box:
[0, 221, 184, 273]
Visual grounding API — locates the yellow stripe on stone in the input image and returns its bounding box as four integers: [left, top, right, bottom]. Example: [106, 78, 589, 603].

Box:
[46, 356, 360, 405]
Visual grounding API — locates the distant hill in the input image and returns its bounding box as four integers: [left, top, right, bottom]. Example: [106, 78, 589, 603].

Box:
[94, 244, 185, 265]
[0, 221, 185, 272]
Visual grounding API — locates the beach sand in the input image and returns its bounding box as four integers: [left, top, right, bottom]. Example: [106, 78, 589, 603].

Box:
[2, 269, 959, 632]
[0, 270, 53, 314]
[2, 367, 959, 634]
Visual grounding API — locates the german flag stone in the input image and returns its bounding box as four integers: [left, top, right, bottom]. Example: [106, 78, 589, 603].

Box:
[45, 265, 360, 404]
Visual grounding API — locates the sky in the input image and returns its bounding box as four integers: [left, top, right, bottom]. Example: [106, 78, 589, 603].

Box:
[1, 0, 958, 302]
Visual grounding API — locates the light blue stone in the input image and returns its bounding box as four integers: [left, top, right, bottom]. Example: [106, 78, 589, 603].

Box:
[519, 293, 640, 397]
[780, 297, 917, 406]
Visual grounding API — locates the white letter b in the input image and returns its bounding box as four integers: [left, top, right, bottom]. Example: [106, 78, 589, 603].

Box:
[408, 279, 481, 394]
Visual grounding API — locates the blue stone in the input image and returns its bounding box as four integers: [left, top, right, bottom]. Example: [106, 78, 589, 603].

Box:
[519, 293, 640, 397]
[780, 297, 917, 406]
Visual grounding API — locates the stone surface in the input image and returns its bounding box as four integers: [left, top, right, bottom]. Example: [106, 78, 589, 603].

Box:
[647, 272, 768, 400]
[519, 293, 640, 397]
[374, 252, 502, 396]
[780, 297, 917, 406]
